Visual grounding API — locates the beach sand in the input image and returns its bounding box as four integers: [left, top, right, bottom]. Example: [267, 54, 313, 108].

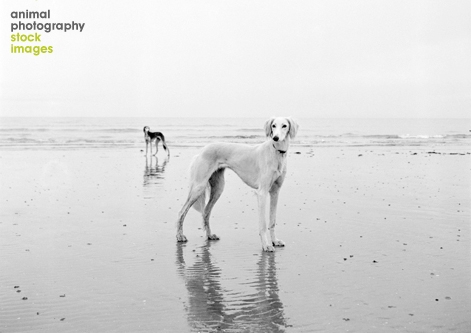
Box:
[1, 145, 470, 332]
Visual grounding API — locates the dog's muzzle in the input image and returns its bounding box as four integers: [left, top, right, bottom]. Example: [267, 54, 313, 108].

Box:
[272, 136, 279, 142]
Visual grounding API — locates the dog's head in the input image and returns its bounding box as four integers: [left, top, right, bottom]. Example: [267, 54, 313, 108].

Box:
[143, 126, 150, 134]
[264, 117, 299, 142]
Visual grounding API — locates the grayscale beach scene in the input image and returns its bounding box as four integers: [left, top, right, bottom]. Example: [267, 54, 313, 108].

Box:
[0, 117, 469, 332]
[1, 0, 470, 332]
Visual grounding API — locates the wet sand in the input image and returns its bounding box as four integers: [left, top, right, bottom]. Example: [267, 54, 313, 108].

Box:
[0, 145, 470, 332]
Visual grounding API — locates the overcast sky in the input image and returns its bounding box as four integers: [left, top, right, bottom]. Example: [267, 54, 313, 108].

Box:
[1, 0, 470, 118]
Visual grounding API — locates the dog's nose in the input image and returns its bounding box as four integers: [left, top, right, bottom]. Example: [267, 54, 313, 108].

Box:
[273, 136, 279, 142]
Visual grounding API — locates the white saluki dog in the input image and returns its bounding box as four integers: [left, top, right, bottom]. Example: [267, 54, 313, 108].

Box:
[176, 117, 299, 252]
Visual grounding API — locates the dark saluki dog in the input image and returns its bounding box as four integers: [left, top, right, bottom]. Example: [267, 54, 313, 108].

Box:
[143, 126, 170, 156]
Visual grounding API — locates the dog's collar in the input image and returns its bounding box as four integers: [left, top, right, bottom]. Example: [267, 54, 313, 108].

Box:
[273, 144, 287, 155]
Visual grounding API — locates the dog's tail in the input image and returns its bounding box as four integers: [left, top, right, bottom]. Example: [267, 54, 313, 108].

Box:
[187, 154, 210, 213]
[157, 133, 169, 152]
[192, 185, 210, 213]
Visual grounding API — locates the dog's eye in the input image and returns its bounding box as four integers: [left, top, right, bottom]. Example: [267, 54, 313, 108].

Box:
[282, 125, 287, 128]
[272, 124, 276, 128]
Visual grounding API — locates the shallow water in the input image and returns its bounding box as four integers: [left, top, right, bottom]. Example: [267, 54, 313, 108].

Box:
[1, 117, 470, 149]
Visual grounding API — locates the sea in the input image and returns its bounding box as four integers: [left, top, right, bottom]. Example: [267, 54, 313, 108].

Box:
[0, 117, 470, 150]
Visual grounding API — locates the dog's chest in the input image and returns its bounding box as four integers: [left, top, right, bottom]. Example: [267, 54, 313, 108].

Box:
[272, 155, 286, 178]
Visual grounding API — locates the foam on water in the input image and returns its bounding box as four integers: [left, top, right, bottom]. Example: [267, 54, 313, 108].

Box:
[1, 117, 470, 149]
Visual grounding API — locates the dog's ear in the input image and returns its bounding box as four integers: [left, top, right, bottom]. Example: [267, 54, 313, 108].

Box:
[287, 117, 299, 139]
[264, 117, 276, 138]
[143, 126, 148, 133]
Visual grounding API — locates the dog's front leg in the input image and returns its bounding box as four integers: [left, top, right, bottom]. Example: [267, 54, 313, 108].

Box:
[269, 184, 285, 247]
[257, 190, 275, 252]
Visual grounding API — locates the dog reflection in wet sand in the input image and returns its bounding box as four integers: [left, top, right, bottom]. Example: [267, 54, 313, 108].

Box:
[143, 156, 168, 187]
[176, 117, 299, 251]
[176, 242, 287, 331]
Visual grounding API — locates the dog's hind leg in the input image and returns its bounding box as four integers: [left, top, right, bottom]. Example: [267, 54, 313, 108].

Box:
[159, 134, 170, 157]
[203, 169, 225, 240]
[176, 183, 207, 242]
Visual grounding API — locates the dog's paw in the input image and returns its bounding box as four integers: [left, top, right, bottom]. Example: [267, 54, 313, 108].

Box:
[176, 234, 188, 242]
[263, 245, 275, 252]
[272, 239, 285, 247]
[207, 234, 220, 241]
